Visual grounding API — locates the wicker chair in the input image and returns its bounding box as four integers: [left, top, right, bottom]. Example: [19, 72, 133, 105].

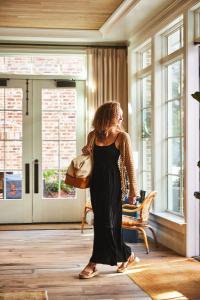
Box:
[122, 191, 158, 254]
[81, 200, 93, 233]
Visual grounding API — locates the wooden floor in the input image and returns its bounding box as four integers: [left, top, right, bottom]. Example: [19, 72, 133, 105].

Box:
[0, 225, 180, 300]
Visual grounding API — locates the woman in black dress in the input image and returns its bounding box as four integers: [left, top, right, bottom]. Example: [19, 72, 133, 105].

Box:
[79, 102, 139, 279]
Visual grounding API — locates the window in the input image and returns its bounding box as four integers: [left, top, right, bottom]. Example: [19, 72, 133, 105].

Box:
[141, 75, 152, 192]
[132, 19, 184, 216]
[0, 54, 87, 78]
[166, 27, 183, 55]
[165, 60, 184, 214]
[162, 23, 184, 215]
[136, 44, 152, 193]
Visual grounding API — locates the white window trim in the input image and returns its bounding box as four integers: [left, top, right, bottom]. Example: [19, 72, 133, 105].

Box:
[139, 74, 152, 192]
[184, 9, 200, 257]
[163, 58, 184, 216]
[135, 43, 152, 193]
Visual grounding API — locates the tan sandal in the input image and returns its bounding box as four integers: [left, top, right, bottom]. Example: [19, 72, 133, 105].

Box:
[117, 253, 140, 273]
[79, 263, 99, 279]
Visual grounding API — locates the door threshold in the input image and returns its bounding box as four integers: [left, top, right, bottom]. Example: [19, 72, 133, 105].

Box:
[0, 223, 92, 231]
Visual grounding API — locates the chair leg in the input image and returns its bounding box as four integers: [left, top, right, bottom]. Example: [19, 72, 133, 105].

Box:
[147, 225, 158, 248]
[81, 207, 87, 233]
[137, 227, 149, 254]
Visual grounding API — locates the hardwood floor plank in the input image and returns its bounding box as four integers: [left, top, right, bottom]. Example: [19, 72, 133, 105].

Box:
[0, 227, 179, 299]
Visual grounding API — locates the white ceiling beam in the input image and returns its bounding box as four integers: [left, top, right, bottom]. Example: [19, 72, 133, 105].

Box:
[100, 0, 141, 36]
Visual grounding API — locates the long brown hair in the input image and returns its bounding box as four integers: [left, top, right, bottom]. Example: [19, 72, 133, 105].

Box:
[92, 101, 122, 141]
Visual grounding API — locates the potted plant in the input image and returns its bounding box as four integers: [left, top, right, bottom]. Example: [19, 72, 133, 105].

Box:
[43, 170, 74, 198]
[191, 92, 200, 199]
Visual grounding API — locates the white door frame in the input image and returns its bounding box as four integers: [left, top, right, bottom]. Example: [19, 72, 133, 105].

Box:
[0, 79, 33, 223]
[32, 79, 86, 222]
[0, 77, 86, 223]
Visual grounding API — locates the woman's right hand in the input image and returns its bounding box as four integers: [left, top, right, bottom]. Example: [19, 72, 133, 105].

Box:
[128, 196, 137, 205]
[82, 145, 92, 155]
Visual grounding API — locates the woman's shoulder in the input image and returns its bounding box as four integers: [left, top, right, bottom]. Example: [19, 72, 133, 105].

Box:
[116, 131, 130, 149]
[88, 130, 95, 137]
[87, 130, 95, 144]
[118, 131, 130, 141]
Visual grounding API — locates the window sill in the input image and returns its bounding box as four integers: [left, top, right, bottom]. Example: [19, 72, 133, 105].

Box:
[150, 211, 186, 234]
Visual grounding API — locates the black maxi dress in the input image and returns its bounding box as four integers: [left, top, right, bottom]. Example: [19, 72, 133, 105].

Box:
[89, 140, 131, 266]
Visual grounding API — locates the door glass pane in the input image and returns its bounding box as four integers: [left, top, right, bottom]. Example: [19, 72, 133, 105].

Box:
[6, 172, 22, 200]
[42, 141, 59, 170]
[0, 142, 4, 169]
[42, 113, 59, 140]
[0, 88, 23, 200]
[42, 111, 76, 141]
[60, 141, 76, 169]
[5, 111, 22, 140]
[43, 170, 59, 199]
[0, 89, 4, 109]
[0, 111, 4, 140]
[0, 172, 3, 199]
[42, 88, 76, 199]
[5, 88, 23, 110]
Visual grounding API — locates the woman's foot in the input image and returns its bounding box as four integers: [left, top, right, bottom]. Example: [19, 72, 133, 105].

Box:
[117, 253, 140, 273]
[79, 262, 98, 279]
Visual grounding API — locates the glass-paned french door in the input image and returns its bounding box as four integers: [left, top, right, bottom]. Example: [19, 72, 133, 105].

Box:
[0, 79, 85, 223]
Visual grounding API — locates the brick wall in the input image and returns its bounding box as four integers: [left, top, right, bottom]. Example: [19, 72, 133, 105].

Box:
[0, 55, 86, 77]
[42, 88, 77, 198]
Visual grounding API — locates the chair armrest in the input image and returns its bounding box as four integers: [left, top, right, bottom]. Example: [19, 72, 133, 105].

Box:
[122, 204, 142, 213]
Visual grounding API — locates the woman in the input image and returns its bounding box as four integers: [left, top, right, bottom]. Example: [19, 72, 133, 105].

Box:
[79, 101, 140, 279]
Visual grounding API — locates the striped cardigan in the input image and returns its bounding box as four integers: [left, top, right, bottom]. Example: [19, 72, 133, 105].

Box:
[118, 131, 139, 199]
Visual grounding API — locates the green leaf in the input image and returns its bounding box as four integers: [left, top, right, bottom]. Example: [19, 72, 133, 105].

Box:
[191, 92, 200, 103]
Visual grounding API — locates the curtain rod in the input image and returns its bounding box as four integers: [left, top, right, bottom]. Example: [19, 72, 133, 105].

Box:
[0, 42, 128, 49]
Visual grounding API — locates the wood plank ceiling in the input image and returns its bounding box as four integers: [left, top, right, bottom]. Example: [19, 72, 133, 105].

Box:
[0, 0, 124, 30]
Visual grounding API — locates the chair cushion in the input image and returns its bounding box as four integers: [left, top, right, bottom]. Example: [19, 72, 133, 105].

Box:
[122, 215, 141, 226]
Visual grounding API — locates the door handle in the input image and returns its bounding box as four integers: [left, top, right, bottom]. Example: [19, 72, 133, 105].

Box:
[34, 159, 39, 193]
[25, 163, 30, 193]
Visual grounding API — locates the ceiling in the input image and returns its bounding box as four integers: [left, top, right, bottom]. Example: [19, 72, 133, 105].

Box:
[0, 0, 185, 45]
[0, 0, 124, 30]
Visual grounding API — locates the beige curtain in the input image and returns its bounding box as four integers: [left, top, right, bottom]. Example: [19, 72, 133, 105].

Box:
[86, 47, 128, 131]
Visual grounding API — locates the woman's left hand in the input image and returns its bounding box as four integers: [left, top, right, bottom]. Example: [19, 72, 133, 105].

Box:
[82, 145, 92, 155]
[128, 196, 137, 205]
